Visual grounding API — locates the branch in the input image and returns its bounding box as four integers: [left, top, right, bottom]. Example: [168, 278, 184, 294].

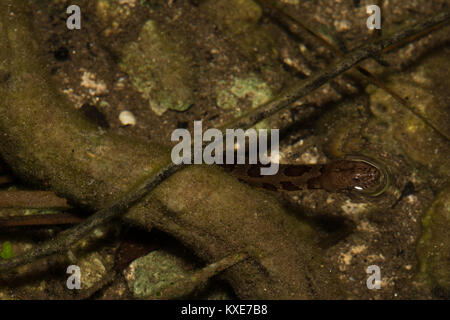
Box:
[0, 213, 83, 228]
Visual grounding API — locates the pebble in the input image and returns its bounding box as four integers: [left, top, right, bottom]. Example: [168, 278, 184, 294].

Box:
[119, 110, 136, 126]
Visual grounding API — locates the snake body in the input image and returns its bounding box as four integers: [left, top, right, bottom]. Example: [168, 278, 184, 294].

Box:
[223, 159, 384, 193]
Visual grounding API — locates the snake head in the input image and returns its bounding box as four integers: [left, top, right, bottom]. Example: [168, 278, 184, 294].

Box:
[320, 160, 383, 193]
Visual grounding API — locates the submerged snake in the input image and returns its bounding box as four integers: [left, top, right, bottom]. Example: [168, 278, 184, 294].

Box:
[223, 158, 388, 195]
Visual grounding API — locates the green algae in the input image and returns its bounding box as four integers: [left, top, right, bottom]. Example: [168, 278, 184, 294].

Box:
[215, 75, 273, 130]
[216, 75, 273, 113]
[0, 242, 14, 260]
[126, 251, 193, 299]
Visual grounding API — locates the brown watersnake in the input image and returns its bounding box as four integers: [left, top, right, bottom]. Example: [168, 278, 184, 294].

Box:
[222, 157, 389, 195]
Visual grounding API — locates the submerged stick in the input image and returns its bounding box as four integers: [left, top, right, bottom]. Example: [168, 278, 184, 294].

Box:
[0, 213, 83, 228]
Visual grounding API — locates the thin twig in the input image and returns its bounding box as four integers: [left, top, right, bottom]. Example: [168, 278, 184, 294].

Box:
[1, 11, 448, 272]
[0, 213, 83, 228]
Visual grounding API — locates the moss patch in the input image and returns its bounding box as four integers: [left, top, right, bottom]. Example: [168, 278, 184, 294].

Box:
[417, 186, 450, 296]
[0, 241, 14, 260]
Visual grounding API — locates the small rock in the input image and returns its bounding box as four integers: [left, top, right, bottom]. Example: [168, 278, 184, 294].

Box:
[215, 75, 273, 114]
[124, 250, 194, 299]
[119, 20, 196, 115]
[77, 252, 107, 289]
[119, 110, 136, 126]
